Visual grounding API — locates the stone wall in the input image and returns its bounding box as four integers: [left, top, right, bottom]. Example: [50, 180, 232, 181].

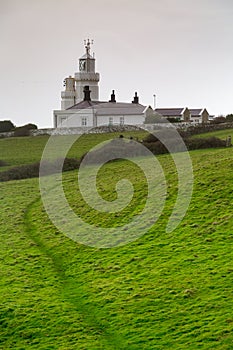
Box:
[177, 122, 233, 136]
[30, 127, 92, 136]
[30, 125, 143, 136]
[1, 122, 233, 139]
[0, 131, 14, 138]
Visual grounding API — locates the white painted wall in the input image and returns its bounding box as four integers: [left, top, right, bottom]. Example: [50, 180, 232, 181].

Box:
[54, 109, 95, 128]
[75, 82, 99, 103]
[61, 91, 76, 109]
[190, 117, 202, 124]
[54, 109, 146, 128]
[96, 114, 145, 126]
[75, 72, 100, 103]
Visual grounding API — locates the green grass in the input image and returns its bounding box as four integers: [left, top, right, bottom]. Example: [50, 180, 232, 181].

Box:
[1, 132, 233, 349]
[0, 131, 147, 170]
[192, 128, 233, 140]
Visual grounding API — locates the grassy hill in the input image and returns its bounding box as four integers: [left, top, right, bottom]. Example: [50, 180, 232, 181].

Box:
[1, 131, 233, 349]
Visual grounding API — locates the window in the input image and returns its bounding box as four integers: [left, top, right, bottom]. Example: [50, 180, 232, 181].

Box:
[120, 116, 124, 126]
[79, 60, 86, 71]
[60, 117, 66, 126]
[109, 117, 113, 126]
[81, 117, 87, 126]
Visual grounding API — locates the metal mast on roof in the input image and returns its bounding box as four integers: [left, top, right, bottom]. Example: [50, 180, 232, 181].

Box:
[84, 39, 94, 55]
[153, 94, 156, 109]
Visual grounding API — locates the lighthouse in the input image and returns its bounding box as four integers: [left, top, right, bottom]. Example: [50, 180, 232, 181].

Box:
[61, 39, 100, 109]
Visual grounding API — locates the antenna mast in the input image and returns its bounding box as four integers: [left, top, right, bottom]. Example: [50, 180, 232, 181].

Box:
[84, 38, 94, 55]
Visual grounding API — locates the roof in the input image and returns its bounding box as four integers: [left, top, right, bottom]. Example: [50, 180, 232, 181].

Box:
[80, 53, 94, 60]
[189, 109, 203, 116]
[68, 100, 147, 115]
[95, 102, 147, 116]
[155, 108, 186, 116]
[67, 100, 105, 110]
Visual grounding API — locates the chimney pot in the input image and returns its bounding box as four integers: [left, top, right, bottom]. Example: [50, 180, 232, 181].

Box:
[132, 92, 139, 104]
[109, 90, 116, 103]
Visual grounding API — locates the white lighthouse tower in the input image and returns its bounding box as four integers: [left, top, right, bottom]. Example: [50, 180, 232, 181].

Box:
[61, 39, 100, 109]
[75, 39, 100, 103]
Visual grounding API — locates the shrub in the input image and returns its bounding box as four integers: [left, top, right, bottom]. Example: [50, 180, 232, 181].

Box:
[0, 160, 7, 167]
[14, 126, 30, 137]
[211, 116, 226, 124]
[22, 123, 38, 130]
[14, 123, 38, 137]
[83, 133, 226, 161]
[143, 129, 185, 150]
[63, 157, 80, 171]
[0, 158, 80, 182]
[184, 137, 226, 150]
[0, 120, 15, 133]
[143, 141, 168, 155]
[81, 138, 148, 165]
[226, 114, 233, 122]
[167, 117, 181, 123]
[143, 133, 159, 143]
[142, 136, 226, 156]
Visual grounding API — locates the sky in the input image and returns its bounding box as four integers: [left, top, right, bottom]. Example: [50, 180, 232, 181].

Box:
[0, 0, 233, 128]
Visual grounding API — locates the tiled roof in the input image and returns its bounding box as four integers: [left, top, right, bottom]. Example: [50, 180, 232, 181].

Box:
[155, 108, 185, 116]
[189, 109, 203, 116]
[68, 101, 147, 115]
[67, 100, 106, 110]
[96, 102, 146, 116]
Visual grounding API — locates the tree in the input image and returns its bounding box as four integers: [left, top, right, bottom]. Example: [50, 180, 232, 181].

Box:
[0, 120, 15, 133]
[226, 114, 233, 122]
[212, 116, 226, 124]
[22, 123, 38, 130]
[14, 123, 38, 137]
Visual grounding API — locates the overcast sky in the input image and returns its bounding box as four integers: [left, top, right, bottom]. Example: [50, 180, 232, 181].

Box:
[1, 0, 233, 128]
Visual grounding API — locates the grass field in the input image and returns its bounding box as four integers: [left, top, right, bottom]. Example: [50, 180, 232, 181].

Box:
[191, 128, 233, 140]
[1, 131, 233, 349]
[0, 131, 147, 170]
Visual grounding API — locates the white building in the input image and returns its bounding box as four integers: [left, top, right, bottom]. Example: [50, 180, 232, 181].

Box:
[154, 108, 209, 124]
[53, 40, 154, 128]
[189, 108, 209, 124]
[53, 40, 209, 128]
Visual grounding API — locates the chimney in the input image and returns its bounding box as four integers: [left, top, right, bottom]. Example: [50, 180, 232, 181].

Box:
[83, 85, 91, 101]
[109, 90, 116, 103]
[132, 92, 139, 104]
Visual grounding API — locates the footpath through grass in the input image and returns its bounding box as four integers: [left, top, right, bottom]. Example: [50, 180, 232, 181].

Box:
[1, 142, 233, 349]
